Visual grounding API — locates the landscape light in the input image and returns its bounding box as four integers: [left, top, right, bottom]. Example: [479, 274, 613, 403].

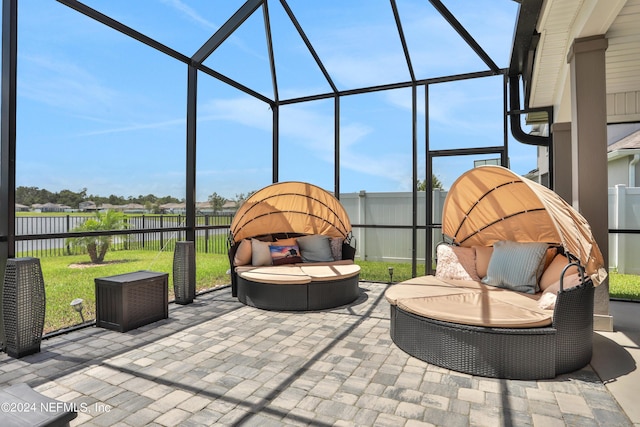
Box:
[70, 298, 85, 323]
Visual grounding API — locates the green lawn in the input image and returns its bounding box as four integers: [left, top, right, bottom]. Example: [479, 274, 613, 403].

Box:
[609, 271, 640, 301]
[36, 251, 640, 334]
[39, 250, 230, 333]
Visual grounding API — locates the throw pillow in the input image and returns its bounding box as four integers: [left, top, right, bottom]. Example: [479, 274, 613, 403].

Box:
[435, 245, 480, 281]
[233, 239, 252, 266]
[330, 237, 344, 261]
[538, 273, 582, 310]
[297, 234, 334, 263]
[251, 238, 272, 266]
[539, 254, 579, 291]
[482, 240, 548, 294]
[270, 245, 302, 265]
[473, 246, 494, 279]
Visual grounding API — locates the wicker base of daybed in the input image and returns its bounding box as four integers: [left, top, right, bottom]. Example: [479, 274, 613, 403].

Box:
[237, 274, 360, 311]
[389, 280, 595, 380]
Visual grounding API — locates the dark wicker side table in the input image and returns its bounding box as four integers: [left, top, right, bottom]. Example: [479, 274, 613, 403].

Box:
[95, 270, 168, 332]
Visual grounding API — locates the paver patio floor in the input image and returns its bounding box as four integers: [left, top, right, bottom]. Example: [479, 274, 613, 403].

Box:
[0, 282, 634, 426]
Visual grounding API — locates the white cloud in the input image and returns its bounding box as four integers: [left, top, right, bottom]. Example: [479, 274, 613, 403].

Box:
[200, 96, 413, 190]
[160, 0, 218, 31]
[18, 54, 118, 113]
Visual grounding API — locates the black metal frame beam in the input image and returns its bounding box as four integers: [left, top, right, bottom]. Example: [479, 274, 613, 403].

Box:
[185, 65, 197, 242]
[192, 0, 263, 65]
[429, 0, 501, 74]
[57, 0, 191, 64]
[279, 69, 504, 106]
[1, 0, 17, 261]
[263, 1, 279, 103]
[279, 0, 338, 94]
[391, 0, 416, 82]
[1, 0, 18, 350]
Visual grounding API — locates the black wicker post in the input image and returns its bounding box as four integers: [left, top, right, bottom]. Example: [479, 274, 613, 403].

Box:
[2, 257, 46, 358]
[173, 241, 195, 304]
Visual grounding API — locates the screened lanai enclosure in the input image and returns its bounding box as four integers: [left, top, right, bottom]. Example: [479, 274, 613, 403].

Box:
[1, 0, 553, 334]
[1, 0, 549, 268]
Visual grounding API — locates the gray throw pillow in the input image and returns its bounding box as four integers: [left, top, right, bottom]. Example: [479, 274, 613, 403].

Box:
[482, 240, 548, 294]
[296, 235, 334, 263]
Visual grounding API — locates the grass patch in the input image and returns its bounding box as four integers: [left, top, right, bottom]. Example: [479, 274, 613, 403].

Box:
[355, 260, 432, 283]
[609, 271, 640, 300]
[40, 250, 230, 333]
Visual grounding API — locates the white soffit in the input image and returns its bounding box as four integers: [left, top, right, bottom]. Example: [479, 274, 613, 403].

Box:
[529, 0, 637, 113]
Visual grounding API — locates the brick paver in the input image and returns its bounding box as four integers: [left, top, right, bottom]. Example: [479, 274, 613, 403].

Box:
[0, 282, 633, 426]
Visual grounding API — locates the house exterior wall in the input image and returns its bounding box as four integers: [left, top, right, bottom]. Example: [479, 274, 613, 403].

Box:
[608, 156, 630, 187]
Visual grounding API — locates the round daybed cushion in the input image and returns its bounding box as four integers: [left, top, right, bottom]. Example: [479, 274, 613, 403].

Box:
[397, 292, 552, 328]
[385, 276, 552, 328]
[238, 263, 360, 284]
[299, 264, 361, 281]
[238, 266, 311, 285]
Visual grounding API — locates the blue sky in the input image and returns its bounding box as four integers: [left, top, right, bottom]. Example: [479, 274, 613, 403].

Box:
[13, 0, 535, 202]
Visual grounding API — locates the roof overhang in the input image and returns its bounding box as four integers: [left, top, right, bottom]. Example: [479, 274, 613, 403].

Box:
[511, 0, 639, 123]
[608, 148, 640, 162]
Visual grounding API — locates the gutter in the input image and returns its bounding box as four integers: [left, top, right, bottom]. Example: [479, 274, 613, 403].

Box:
[630, 154, 640, 187]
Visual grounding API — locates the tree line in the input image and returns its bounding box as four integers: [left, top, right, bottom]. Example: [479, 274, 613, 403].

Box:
[15, 186, 182, 208]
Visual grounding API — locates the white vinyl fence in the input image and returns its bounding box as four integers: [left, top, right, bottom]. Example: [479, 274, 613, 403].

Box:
[609, 185, 640, 274]
[340, 190, 448, 264]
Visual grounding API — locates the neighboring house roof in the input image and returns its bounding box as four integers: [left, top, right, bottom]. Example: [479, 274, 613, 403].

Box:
[607, 130, 640, 162]
[159, 203, 185, 210]
[222, 200, 237, 209]
[608, 129, 640, 152]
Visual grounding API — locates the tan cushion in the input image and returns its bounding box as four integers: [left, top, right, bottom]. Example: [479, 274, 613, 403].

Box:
[384, 276, 470, 305]
[474, 246, 493, 279]
[299, 264, 360, 282]
[397, 292, 552, 328]
[539, 254, 579, 291]
[239, 266, 310, 285]
[542, 247, 558, 272]
[233, 239, 252, 266]
[235, 265, 258, 274]
[294, 259, 354, 267]
[435, 245, 480, 282]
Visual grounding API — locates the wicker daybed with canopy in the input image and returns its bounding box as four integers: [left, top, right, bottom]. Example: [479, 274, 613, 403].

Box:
[385, 166, 607, 379]
[228, 181, 360, 311]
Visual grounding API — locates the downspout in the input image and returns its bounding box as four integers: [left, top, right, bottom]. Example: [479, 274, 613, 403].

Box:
[508, 75, 554, 186]
[629, 154, 640, 187]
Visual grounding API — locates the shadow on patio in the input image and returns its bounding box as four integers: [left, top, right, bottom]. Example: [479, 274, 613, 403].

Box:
[0, 282, 635, 426]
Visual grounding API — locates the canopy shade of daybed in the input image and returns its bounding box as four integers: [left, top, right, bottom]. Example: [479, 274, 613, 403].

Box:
[442, 165, 607, 285]
[230, 181, 352, 243]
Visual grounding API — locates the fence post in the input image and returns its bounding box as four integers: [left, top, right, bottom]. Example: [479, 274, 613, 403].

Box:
[205, 215, 209, 254]
[358, 190, 366, 261]
[65, 214, 71, 255]
[614, 185, 626, 273]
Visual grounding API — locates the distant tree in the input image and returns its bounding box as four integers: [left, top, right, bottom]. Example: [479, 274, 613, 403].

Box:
[15, 186, 54, 205]
[234, 191, 256, 208]
[57, 188, 86, 208]
[67, 210, 128, 263]
[208, 192, 226, 214]
[417, 175, 443, 191]
[106, 194, 126, 205]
